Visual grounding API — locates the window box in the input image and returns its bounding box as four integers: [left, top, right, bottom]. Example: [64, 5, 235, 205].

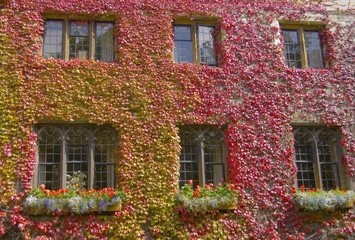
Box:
[24, 185, 125, 215]
[176, 181, 238, 212]
[293, 187, 355, 211]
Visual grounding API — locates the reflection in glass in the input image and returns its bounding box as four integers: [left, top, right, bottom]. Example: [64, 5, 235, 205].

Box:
[95, 22, 114, 62]
[67, 127, 89, 189]
[198, 25, 217, 66]
[304, 31, 324, 68]
[43, 20, 63, 59]
[69, 21, 89, 59]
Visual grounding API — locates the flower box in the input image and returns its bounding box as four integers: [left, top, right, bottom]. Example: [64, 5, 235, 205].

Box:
[293, 188, 355, 211]
[176, 181, 238, 213]
[24, 186, 125, 215]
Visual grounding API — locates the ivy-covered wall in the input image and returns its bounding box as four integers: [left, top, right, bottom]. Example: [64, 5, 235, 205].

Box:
[0, 0, 354, 239]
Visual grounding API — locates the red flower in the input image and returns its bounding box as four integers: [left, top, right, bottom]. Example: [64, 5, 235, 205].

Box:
[39, 184, 45, 190]
[188, 180, 193, 185]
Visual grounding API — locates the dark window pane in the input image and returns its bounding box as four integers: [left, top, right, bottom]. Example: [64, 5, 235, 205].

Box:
[95, 22, 114, 62]
[43, 20, 63, 59]
[198, 25, 217, 66]
[174, 26, 193, 63]
[304, 31, 324, 68]
[94, 127, 117, 189]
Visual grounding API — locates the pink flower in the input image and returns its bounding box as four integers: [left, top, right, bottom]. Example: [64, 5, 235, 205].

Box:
[39, 184, 45, 190]
[173, 189, 177, 194]
[188, 180, 193, 185]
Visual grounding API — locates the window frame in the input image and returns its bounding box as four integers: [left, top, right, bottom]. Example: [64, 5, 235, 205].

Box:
[33, 124, 118, 190]
[179, 126, 227, 188]
[173, 19, 218, 66]
[42, 17, 115, 62]
[281, 24, 325, 69]
[293, 126, 344, 190]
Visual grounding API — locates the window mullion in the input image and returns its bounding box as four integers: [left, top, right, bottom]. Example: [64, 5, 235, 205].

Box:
[89, 21, 95, 60]
[88, 131, 94, 190]
[63, 19, 69, 60]
[61, 131, 67, 189]
[199, 138, 205, 187]
[313, 138, 322, 189]
[193, 24, 199, 65]
[298, 28, 308, 69]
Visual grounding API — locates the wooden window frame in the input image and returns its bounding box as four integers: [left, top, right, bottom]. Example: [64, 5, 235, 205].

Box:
[173, 19, 218, 66]
[281, 24, 325, 69]
[42, 16, 115, 62]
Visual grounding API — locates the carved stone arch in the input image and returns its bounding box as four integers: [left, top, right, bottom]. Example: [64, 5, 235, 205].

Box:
[315, 127, 337, 145]
[293, 127, 316, 147]
[179, 126, 200, 144]
[201, 126, 225, 145]
[93, 125, 118, 145]
[36, 125, 63, 143]
[65, 125, 90, 144]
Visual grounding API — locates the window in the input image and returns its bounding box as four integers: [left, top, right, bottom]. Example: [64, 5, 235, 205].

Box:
[173, 24, 217, 66]
[179, 126, 226, 187]
[35, 125, 118, 190]
[293, 127, 341, 190]
[43, 19, 115, 62]
[282, 26, 324, 69]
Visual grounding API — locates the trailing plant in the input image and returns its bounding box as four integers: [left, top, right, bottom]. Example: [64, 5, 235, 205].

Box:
[294, 187, 355, 211]
[24, 184, 125, 214]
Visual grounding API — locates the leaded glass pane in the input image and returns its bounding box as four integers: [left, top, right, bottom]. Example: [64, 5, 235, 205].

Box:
[37, 126, 61, 190]
[317, 128, 339, 190]
[294, 127, 340, 190]
[94, 127, 117, 189]
[198, 25, 217, 66]
[69, 21, 89, 59]
[203, 129, 225, 185]
[179, 128, 199, 187]
[282, 29, 301, 68]
[294, 128, 316, 189]
[95, 22, 114, 62]
[304, 31, 324, 68]
[174, 26, 193, 63]
[66, 127, 89, 189]
[43, 20, 63, 59]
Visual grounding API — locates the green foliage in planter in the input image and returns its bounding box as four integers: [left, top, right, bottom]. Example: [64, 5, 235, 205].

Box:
[294, 187, 355, 211]
[176, 180, 238, 212]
